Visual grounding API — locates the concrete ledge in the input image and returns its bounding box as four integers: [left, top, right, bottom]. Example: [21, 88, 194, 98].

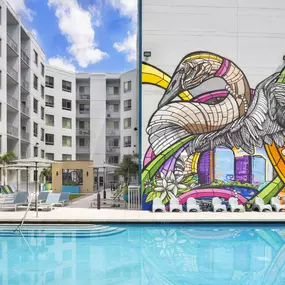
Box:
[0, 208, 285, 223]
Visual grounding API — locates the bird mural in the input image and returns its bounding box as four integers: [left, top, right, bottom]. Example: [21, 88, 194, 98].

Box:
[141, 51, 285, 209]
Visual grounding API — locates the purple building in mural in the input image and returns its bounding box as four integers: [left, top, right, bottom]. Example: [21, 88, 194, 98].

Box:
[197, 151, 214, 184]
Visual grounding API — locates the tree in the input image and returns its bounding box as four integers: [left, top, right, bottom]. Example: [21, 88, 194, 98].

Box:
[115, 154, 139, 184]
[0, 151, 17, 185]
[40, 167, 52, 183]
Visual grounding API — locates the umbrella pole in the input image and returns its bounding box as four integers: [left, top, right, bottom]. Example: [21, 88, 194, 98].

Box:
[35, 162, 38, 218]
[26, 166, 28, 193]
[97, 168, 100, 209]
[16, 169, 18, 192]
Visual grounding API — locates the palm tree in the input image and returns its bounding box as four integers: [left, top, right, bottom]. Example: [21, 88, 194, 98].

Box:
[0, 151, 17, 185]
[115, 154, 139, 185]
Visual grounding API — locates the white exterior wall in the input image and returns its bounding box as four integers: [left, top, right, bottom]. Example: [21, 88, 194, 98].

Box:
[45, 66, 76, 161]
[141, 0, 285, 157]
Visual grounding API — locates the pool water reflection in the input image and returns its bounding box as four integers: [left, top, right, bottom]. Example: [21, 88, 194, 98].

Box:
[0, 224, 285, 284]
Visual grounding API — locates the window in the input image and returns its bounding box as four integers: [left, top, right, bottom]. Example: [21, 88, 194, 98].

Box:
[62, 154, 72, 161]
[46, 153, 54, 160]
[124, 136, 131, 147]
[108, 138, 119, 147]
[114, 86, 119, 94]
[34, 146, 38, 157]
[41, 63, 44, 77]
[62, 136, 72, 147]
[46, 76, 54, 88]
[46, 134, 54, 145]
[45, 95, 54, 107]
[41, 150, 45, 159]
[33, 50, 38, 65]
[62, 117, 72, 129]
[0, 6, 2, 25]
[62, 80, 72, 92]
[107, 156, 119, 164]
[79, 104, 89, 113]
[0, 70, 2, 89]
[41, 128, 44, 141]
[124, 81, 131, 93]
[79, 86, 90, 95]
[33, 122, 38, 137]
[33, 74, 38, 90]
[79, 121, 85, 129]
[107, 86, 119, 95]
[33, 98, 38, 113]
[124, 118, 131, 129]
[41, 106, 44, 120]
[41, 85, 44, 99]
[79, 138, 85, 147]
[45, 114, 54, 126]
[0, 102, 1, 121]
[0, 38, 2, 57]
[114, 104, 119, 112]
[62, 99, 71, 111]
[124, 99, 131, 111]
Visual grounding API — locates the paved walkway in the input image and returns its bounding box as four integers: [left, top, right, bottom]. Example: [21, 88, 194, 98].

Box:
[1, 208, 285, 223]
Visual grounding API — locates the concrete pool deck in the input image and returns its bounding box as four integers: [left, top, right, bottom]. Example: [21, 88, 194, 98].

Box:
[0, 208, 285, 223]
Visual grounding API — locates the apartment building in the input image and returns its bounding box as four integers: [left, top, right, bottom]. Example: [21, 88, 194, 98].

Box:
[44, 66, 76, 161]
[0, 1, 138, 187]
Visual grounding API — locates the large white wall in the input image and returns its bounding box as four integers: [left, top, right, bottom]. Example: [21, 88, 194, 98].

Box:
[141, 0, 285, 156]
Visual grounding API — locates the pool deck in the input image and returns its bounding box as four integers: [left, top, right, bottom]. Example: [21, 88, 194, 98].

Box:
[0, 208, 285, 223]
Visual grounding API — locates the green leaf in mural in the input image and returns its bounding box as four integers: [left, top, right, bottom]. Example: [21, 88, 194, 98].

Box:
[178, 188, 191, 195]
[146, 191, 161, 203]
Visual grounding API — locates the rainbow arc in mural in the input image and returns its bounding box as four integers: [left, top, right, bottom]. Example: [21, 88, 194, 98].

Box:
[141, 51, 285, 210]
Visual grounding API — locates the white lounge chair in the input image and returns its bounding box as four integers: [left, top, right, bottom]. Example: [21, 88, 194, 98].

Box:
[228, 197, 245, 212]
[55, 192, 71, 207]
[152, 197, 166, 212]
[169, 197, 183, 212]
[34, 193, 61, 211]
[270, 197, 285, 212]
[186, 198, 201, 212]
[253, 197, 272, 212]
[212, 197, 227, 212]
[0, 192, 29, 211]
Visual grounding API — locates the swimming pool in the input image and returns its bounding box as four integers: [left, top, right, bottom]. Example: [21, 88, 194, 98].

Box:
[0, 224, 284, 285]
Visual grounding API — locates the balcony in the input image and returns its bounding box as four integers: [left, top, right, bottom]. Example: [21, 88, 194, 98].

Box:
[76, 146, 90, 154]
[7, 65, 18, 82]
[77, 94, 90, 100]
[7, 124, 18, 138]
[7, 94, 18, 110]
[106, 129, 120, 136]
[20, 104, 29, 117]
[106, 112, 120, 119]
[106, 94, 120, 101]
[106, 146, 120, 154]
[7, 34, 18, 54]
[21, 77, 29, 91]
[76, 129, 90, 136]
[77, 110, 90, 117]
[21, 49, 30, 66]
[21, 130, 29, 142]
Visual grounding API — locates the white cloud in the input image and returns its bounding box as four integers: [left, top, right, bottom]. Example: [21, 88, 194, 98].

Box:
[48, 57, 76, 72]
[7, 0, 34, 21]
[48, 0, 107, 68]
[88, 5, 102, 27]
[109, 0, 137, 62]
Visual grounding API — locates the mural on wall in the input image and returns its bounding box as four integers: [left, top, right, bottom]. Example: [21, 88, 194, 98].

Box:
[141, 51, 285, 210]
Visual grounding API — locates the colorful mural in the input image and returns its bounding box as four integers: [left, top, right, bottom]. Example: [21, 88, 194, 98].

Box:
[142, 51, 285, 210]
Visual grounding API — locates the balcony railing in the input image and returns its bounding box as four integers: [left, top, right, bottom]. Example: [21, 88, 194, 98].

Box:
[77, 94, 90, 100]
[106, 129, 120, 136]
[21, 104, 29, 116]
[106, 146, 120, 154]
[106, 94, 120, 101]
[7, 65, 18, 82]
[76, 129, 90, 136]
[7, 34, 18, 54]
[21, 130, 29, 141]
[7, 124, 18, 137]
[7, 94, 18, 109]
[106, 112, 120, 119]
[21, 77, 29, 91]
[21, 49, 30, 66]
[45, 102, 54, 108]
[76, 146, 90, 153]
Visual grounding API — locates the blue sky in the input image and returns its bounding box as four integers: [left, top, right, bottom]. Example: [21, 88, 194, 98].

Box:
[8, 0, 137, 73]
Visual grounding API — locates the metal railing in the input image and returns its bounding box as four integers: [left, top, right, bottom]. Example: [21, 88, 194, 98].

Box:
[45, 102, 54, 108]
[7, 65, 19, 82]
[106, 146, 120, 154]
[76, 129, 90, 135]
[14, 194, 32, 233]
[21, 130, 29, 141]
[21, 104, 29, 116]
[107, 94, 120, 101]
[7, 94, 18, 109]
[21, 49, 30, 66]
[7, 33, 18, 53]
[128, 186, 141, 210]
[77, 94, 90, 100]
[7, 124, 18, 137]
[106, 112, 120, 119]
[106, 129, 120, 136]
[21, 77, 29, 91]
[76, 146, 90, 153]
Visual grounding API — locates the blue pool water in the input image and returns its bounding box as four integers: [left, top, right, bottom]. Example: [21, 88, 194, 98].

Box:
[0, 224, 285, 285]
